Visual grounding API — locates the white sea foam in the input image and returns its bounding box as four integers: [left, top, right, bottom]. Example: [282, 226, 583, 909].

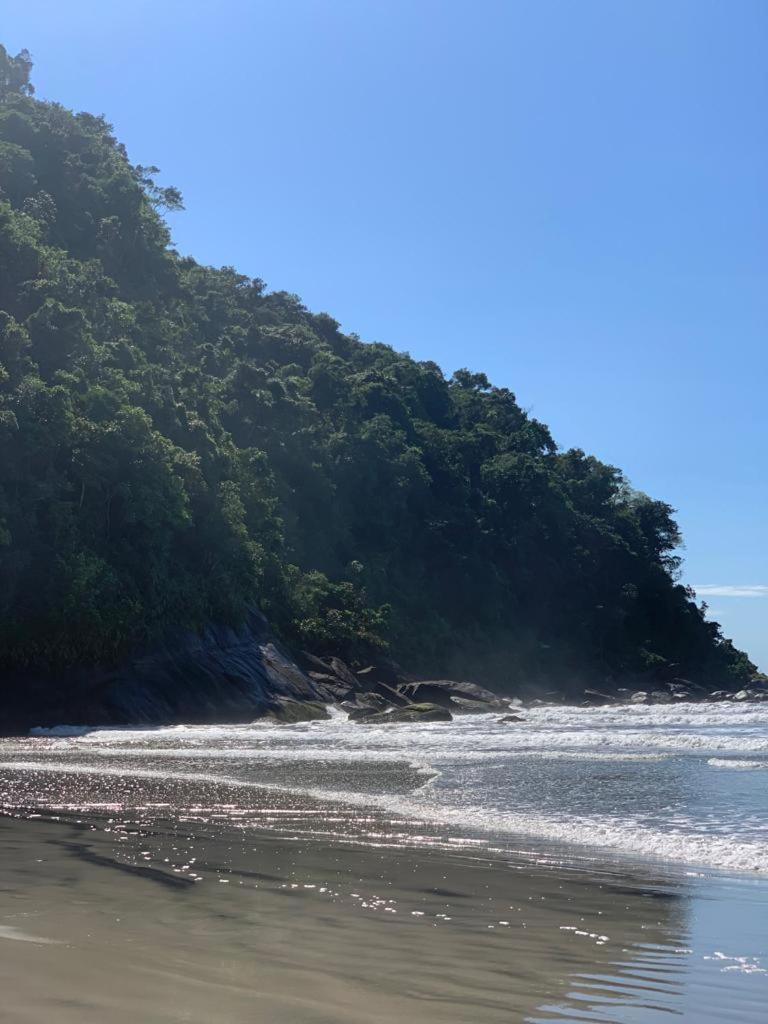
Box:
[707, 759, 768, 771]
[293, 784, 768, 875]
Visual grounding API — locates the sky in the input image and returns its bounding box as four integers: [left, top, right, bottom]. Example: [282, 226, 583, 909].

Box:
[3, 1, 766, 669]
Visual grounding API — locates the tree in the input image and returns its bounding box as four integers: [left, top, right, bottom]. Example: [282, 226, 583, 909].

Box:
[0, 46, 34, 100]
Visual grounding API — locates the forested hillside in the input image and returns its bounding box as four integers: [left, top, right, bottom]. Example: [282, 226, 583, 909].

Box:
[0, 47, 754, 691]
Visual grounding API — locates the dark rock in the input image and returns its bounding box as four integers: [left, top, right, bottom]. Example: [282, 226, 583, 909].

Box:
[343, 705, 380, 722]
[649, 690, 673, 704]
[306, 673, 353, 701]
[582, 688, 618, 705]
[371, 682, 411, 707]
[2, 609, 331, 733]
[449, 695, 505, 714]
[341, 693, 390, 715]
[499, 714, 525, 723]
[267, 699, 329, 723]
[709, 690, 732, 701]
[327, 657, 359, 690]
[398, 679, 508, 711]
[358, 702, 453, 725]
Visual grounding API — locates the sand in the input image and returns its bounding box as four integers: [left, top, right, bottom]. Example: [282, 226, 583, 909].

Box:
[3, 808, 766, 1024]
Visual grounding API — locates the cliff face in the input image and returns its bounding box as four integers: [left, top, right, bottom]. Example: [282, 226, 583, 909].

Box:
[2, 611, 332, 733]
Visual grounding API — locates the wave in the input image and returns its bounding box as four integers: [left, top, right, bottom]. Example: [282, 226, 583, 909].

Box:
[293, 784, 768, 875]
[707, 758, 768, 771]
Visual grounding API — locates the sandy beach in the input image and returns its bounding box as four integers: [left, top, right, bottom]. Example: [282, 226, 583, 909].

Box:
[2, 796, 767, 1024]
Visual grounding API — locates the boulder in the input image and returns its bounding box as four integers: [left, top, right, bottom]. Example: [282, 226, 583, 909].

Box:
[327, 657, 360, 690]
[709, 690, 732, 701]
[398, 679, 508, 711]
[449, 695, 505, 714]
[357, 702, 453, 725]
[499, 714, 525, 723]
[266, 698, 329, 723]
[630, 691, 649, 704]
[343, 705, 380, 722]
[340, 693, 391, 717]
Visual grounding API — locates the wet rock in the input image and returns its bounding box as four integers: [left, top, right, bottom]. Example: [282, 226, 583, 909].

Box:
[267, 698, 329, 723]
[398, 680, 508, 711]
[340, 693, 391, 719]
[342, 704, 380, 722]
[630, 691, 649, 704]
[499, 714, 525, 723]
[358, 702, 453, 725]
[449, 695, 504, 714]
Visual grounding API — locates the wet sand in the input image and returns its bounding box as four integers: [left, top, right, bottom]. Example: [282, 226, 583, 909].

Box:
[2, 807, 767, 1024]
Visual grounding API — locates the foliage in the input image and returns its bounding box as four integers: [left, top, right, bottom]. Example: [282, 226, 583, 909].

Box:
[0, 49, 754, 688]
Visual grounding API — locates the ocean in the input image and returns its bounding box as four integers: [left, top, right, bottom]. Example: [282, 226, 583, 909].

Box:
[1, 701, 767, 1022]
[6, 700, 768, 874]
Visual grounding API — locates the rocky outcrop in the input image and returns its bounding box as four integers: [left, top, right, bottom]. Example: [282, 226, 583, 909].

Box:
[1, 610, 331, 733]
[5, 604, 761, 736]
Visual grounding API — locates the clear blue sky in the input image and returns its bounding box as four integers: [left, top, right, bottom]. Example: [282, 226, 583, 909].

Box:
[5, 1, 766, 669]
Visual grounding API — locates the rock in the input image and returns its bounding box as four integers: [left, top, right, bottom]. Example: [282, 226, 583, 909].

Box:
[371, 682, 411, 707]
[398, 680, 508, 711]
[649, 690, 673, 704]
[499, 714, 525, 723]
[343, 705, 380, 722]
[3, 609, 340, 733]
[327, 657, 359, 690]
[709, 690, 732, 701]
[630, 691, 649, 704]
[358, 702, 453, 725]
[582, 689, 618, 706]
[265, 699, 330, 723]
[669, 677, 703, 693]
[340, 693, 390, 716]
[734, 688, 768, 703]
[449, 695, 504, 714]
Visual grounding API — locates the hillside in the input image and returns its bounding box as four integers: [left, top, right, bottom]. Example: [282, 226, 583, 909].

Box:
[0, 46, 755, 698]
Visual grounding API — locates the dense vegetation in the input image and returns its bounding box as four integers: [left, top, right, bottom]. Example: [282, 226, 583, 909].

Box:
[0, 47, 754, 691]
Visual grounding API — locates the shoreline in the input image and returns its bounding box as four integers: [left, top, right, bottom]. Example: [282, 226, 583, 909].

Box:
[2, 804, 768, 1024]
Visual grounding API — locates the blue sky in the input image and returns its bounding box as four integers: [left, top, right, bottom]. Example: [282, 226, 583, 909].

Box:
[4, 1, 766, 669]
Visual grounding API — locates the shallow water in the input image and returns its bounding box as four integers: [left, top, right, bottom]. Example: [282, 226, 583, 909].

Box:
[1, 701, 767, 1022]
[8, 700, 768, 873]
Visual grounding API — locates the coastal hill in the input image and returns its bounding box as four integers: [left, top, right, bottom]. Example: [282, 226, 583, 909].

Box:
[0, 45, 755, 716]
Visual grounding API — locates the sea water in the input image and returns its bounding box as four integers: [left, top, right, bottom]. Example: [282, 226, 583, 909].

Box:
[2, 701, 768, 1023]
[4, 700, 768, 875]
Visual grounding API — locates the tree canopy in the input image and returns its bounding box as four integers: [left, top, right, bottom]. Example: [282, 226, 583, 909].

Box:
[0, 48, 754, 691]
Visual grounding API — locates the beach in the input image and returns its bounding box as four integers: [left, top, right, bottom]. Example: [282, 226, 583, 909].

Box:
[1, 705, 768, 1022]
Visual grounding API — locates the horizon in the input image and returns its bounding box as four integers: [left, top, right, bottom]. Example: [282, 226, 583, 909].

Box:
[3, 0, 766, 668]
